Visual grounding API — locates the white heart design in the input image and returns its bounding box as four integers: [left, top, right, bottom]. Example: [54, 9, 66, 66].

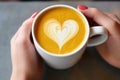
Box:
[44, 18, 79, 49]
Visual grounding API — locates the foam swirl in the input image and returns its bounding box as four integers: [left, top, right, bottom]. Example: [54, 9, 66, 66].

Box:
[44, 18, 79, 49]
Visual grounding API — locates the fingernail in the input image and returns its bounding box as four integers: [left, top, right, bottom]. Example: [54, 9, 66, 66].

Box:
[31, 11, 38, 18]
[78, 4, 88, 10]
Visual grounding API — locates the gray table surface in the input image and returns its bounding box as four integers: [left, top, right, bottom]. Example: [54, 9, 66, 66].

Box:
[0, 1, 120, 80]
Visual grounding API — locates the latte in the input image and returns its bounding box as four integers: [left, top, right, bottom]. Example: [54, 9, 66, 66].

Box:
[34, 7, 86, 54]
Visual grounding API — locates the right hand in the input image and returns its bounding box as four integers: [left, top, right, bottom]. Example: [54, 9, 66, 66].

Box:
[78, 5, 120, 68]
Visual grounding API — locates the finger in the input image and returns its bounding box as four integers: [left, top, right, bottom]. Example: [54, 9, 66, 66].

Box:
[105, 13, 120, 24]
[77, 7, 112, 27]
[77, 5, 97, 26]
[20, 18, 33, 36]
[11, 18, 33, 44]
[12, 12, 38, 41]
[20, 11, 38, 36]
[77, 6, 119, 35]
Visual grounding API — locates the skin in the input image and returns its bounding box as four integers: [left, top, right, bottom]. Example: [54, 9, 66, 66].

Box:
[10, 6, 120, 80]
[78, 6, 120, 68]
[10, 12, 43, 80]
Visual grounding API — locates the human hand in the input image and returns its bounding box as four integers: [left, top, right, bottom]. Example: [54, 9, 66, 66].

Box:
[78, 5, 120, 68]
[10, 12, 43, 80]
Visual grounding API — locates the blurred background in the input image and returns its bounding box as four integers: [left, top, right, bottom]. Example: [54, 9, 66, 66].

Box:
[0, 0, 120, 80]
[0, 0, 120, 1]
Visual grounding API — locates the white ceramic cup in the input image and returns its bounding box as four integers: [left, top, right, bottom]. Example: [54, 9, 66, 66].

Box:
[32, 4, 108, 70]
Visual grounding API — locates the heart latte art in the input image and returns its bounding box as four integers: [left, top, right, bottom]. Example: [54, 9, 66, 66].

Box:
[35, 7, 86, 54]
[44, 19, 79, 49]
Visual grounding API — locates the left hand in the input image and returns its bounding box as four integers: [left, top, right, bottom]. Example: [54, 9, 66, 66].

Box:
[10, 12, 43, 80]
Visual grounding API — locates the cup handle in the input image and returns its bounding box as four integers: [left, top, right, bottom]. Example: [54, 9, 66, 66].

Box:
[87, 26, 108, 47]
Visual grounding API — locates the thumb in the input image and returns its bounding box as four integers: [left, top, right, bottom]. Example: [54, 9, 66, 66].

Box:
[21, 11, 38, 36]
[77, 5, 115, 35]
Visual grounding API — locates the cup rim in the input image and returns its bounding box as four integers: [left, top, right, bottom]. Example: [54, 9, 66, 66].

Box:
[32, 4, 90, 57]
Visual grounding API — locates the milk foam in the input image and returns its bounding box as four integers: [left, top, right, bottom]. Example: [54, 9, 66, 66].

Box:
[44, 18, 79, 49]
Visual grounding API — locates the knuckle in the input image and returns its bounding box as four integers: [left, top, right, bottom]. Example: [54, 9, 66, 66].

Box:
[111, 20, 119, 27]
[18, 36, 28, 45]
[106, 20, 119, 29]
[22, 19, 28, 26]
[91, 8, 100, 14]
[22, 19, 31, 27]
[12, 35, 28, 46]
[110, 14, 117, 17]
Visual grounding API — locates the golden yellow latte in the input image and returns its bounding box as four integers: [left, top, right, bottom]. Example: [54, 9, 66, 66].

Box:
[34, 7, 86, 54]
